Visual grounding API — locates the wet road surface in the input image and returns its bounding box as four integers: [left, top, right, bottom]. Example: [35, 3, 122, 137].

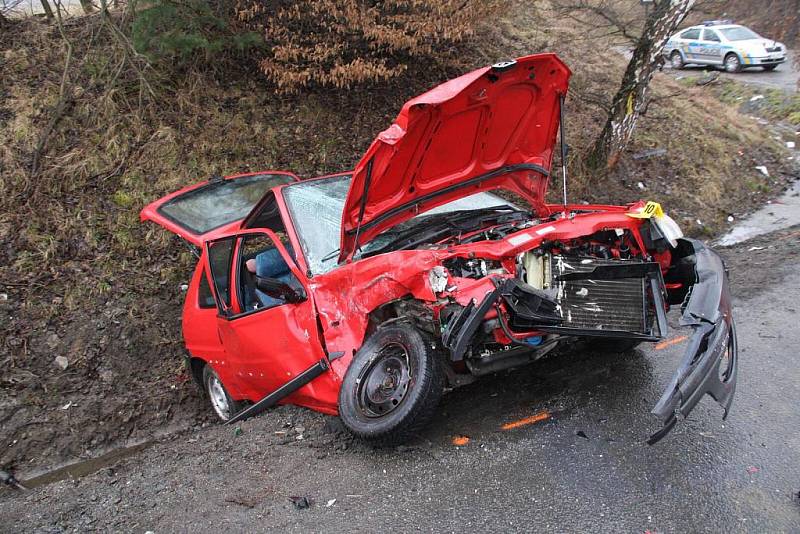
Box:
[664, 50, 798, 93]
[1, 231, 799, 532]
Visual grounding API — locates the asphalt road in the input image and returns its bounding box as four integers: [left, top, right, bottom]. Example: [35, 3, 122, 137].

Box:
[2, 228, 799, 532]
[664, 50, 798, 92]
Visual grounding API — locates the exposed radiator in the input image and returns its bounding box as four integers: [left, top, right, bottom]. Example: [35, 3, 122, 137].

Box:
[549, 255, 649, 335]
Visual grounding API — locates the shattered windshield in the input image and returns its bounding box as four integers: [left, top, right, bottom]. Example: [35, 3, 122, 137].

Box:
[283, 175, 515, 275]
[719, 27, 760, 41]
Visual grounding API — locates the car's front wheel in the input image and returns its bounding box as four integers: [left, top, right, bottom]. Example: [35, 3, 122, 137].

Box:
[338, 324, 443, 444]
[724, 53, 742, 73]
[670, 51, 685, 69]
[763, 64, 778, 71]
[203, 365, 244, 422]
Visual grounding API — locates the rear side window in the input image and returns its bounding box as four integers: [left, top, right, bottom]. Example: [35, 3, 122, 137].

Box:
[197, 268, 215, 309]
[158, 174, 294, 236]
[703, 29, 720, 42]
[681, 28, 701, 40]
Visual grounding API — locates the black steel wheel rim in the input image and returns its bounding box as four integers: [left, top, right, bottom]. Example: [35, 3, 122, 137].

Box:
[356, 342, 413, 418]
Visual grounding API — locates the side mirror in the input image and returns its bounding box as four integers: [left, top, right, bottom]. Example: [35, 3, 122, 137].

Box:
[255, 276, 307, 304]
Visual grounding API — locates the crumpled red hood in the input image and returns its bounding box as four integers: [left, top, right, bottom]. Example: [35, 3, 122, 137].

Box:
[339, 53, 571, 261]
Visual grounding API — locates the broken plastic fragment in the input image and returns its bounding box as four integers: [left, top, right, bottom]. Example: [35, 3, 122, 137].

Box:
[289, 496, 311, 509]
[452, 435, 470, 446]
[501, 410, 551, 430]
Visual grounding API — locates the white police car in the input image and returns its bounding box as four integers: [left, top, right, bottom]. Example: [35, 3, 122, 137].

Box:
[663, 20, 786, 73]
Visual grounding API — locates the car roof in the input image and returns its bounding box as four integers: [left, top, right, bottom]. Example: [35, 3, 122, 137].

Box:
[684, 24, 742, 30]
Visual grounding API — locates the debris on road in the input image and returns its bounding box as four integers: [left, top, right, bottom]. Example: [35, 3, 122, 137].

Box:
[326, 499, 337, 507]
[54, 356, 69, 370]
[654, 335, 688, 350]
[289, 496, 311, 509]
[746, 466, 760, 474]
[750, 95, 765, 102]
[755, 165, 770, 177]
[452, 435, 470, 446]
[576, 430, 589, 440]
[0, 469, 27, 490]
[225, 496, 258, 508]
[787, 141, 796, 149]
[501, 410, 551, 430]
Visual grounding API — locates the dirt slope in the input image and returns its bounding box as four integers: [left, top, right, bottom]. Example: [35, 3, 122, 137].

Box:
[0, 1, 795, 475]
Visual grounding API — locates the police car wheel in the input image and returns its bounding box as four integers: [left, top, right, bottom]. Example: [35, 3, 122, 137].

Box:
[763, 65, 778, 72]
[724, 53, 742, 73]
[670, 51, 684, 70]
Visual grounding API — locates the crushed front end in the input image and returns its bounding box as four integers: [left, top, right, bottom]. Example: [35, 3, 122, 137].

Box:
[430, 216, 737, 443]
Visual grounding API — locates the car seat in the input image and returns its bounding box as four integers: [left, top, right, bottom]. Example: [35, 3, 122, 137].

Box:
[253, 247, 301, 309]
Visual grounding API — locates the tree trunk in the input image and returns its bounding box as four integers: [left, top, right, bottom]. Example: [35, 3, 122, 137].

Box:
[78, 0, 94, 13]
[39, 0, 55, 19]
[587, 0, 695, 169]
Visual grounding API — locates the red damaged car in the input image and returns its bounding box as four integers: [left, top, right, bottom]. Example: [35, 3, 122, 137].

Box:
[141, 54, 737, 444]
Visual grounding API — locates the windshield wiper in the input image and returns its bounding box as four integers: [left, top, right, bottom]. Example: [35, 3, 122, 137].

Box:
[320, 248, 341, 262]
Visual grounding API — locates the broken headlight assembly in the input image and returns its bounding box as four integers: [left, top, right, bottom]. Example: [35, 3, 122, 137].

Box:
[428, 266, 450, 294]
[652, 213, 684, 248]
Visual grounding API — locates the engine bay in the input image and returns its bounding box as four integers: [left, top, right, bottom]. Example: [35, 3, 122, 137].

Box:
[435, 225, 671, 379]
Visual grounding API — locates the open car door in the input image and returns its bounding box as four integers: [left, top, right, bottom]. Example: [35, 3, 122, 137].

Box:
[203, 229, 338, 419]
[140, 172, 298, 246]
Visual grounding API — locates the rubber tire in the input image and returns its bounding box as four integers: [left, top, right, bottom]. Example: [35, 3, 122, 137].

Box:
[589, 337, 642, 354]
[724, 53, 742, 73]
[338, 324, 443, 445]
[670, 51, 685, 70]
[202, 365, 244, 422]
[763, 64, 778, 72]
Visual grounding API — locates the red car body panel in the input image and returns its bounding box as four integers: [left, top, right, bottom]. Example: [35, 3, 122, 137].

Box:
[339, 53, 571, 260]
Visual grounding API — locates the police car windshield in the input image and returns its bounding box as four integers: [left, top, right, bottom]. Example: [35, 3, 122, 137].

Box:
[719, 27, 759, 41]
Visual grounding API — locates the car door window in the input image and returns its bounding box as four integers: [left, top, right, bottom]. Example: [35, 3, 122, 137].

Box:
[703, 29, 720, 42]
[207, 237, 236, 312]
[681, 28, 700, 40]
[237, 233, 302, 314]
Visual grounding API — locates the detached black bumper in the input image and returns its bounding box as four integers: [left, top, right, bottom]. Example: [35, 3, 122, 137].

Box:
[648, 238, 738, 444]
